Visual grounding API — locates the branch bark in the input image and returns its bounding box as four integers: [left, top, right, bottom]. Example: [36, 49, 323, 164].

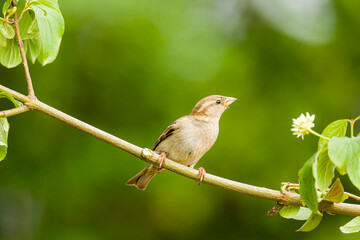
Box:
[0, 84, 360, 217]
[0, 105, 29, 117]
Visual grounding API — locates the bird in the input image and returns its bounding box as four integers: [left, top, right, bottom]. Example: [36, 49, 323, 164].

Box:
[126, 95, 236, 190]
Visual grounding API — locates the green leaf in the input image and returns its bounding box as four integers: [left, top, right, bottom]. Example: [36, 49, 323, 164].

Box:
[279, 206, 314, 221]
[299, 154, 319, 213]
[293, 207, 313, 220]
[0, 38, 21, 68]
[2, 0, 12, 17]
[30, 3, 64, 65]
[297, 213, 323, 232]
[0, 118, 9, 161]
[318, 119, 348, 150]
[322, 178, 348, 203]
[22, 18, 39, 40]
[0, 30, 7, 47]
[314, 147, 335, 193]
[0, 19, 15, 39]
[25, 37, 40, 63]
[348, 156, 360, 191]
[328, 137, 360, 175]
[19, 10, 35, 39]
[0, 92, 21, 107]
[35, 0, 60, 9]
[17, 0, 28, 16]
[340, 217, 360, 234]
[279, 205, 300, 219]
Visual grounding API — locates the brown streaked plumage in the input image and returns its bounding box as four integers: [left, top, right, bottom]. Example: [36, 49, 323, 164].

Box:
[126, 95, 236, 190]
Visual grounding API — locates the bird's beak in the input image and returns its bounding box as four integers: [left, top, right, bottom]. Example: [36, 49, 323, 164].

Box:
[223, 97, 237, 107]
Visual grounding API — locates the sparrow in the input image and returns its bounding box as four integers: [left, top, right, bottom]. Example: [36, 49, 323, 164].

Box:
[126, 95, 236, 190]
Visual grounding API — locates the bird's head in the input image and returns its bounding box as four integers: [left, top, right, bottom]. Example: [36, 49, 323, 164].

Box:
[190, 95, 236, 119]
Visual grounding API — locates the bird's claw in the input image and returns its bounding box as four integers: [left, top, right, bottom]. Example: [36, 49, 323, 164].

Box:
[158, 152, 166, 168]
[196, 167, 206, 185]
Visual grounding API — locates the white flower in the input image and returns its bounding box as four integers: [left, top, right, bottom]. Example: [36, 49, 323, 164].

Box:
[291, 112, 315, 139]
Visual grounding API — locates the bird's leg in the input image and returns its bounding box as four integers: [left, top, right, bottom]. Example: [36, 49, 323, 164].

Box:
[196, 167, 206, 185]
[158, 152, 166, 168]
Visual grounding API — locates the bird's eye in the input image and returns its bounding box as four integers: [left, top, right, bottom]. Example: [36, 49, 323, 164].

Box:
[216, 100, 221, 104]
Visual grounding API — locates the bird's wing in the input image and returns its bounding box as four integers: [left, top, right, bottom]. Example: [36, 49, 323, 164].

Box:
[151, 120, 180, 151]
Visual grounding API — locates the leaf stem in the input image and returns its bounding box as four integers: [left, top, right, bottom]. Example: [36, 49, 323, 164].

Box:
[11, 0, 36, 98]
[351, 119, 355, 138]
[309, 129, 330, 140]
[352, 116, 360, 137]
[0, 105, 29, 117]
[354, 116, 360, 123]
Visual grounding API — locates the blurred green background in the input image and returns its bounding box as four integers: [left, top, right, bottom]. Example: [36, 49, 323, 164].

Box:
[1, 0, 360, 239]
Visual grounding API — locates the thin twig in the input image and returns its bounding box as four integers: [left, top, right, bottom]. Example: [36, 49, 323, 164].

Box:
[0, 105, 29, 117]
[346, 192, 360, 201]
[6, 19, 15, 24]
[0, 84, 359, 217]
[11, 0, 35, 98]
[17, 8, 26, 22]
[267, 203, 285, 217]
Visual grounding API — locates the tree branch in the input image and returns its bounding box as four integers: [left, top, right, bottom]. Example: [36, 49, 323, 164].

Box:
[0, 84, 360, 217]
[0, 105, 29, 117]
[11, 0, 35, 98]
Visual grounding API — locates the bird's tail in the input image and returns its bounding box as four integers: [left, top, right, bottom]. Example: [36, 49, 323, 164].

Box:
[126, 165, 158, 190]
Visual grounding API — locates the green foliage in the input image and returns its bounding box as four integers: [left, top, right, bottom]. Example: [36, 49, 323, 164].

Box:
[328, 137, 360, 175]
[19, 11, 35, 39]
[297, 213, 323, 232]
[322, 178, 348, 203]
[2, 0, 12, 17]
[280, 205, 324, 232]
[25, 37, 40, 63]
[283, 118, 359, 232]
[0, 19, 15, 39]
[280, 206, 313, 221]
[314, 146, 335, 193]
[0, 92, 21, 107]
[0, 0, 64, 68]
[281, 178, 348, 233]
[314, 120, 348, 193]
[0, 38, 21, 68]
[30, 1, 65, 65]
[340, 217, 360, 234]
[298, 119, 352, 207]
[298, 154, 318, 213]
[16, 0, 28, 15]
[0, 118, 9, 161]
[347, 156, 360, 191]
[291, 207, 313, 221]
[318, 120, 348, 150]
[0, 29, 6, 47]
[0, 92, 20, 161]
[279, 205, 300, 219]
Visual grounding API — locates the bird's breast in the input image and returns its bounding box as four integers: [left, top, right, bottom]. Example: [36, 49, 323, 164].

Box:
[155, 120, 219, 166]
